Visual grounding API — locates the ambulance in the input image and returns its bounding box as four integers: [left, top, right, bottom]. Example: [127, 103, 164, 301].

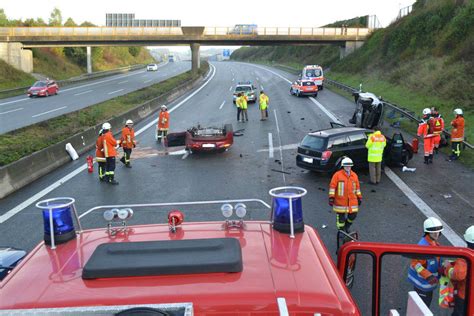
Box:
[302, 65, 324, 90]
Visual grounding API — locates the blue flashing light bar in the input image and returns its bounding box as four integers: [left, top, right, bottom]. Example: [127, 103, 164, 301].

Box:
[269, 187, 307, 238]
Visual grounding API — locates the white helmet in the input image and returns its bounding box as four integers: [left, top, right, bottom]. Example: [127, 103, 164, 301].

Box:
[423, 217, 444, 233]
[161, 105, 167, 110]
[102, 122, 111, 130]
[341, 157, 353, 167]
[422, 108, 431, 116]
[126, 119, 133, 126]
[454, 108, 463, 115]
[464, 225, 474, 244]
[98, 129, 103, 136]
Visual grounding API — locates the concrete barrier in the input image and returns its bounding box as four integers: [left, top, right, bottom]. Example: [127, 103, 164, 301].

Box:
[0, 70, 208, 199]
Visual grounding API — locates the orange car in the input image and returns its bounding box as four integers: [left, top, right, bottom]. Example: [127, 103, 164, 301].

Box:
[290, 79, 318, 97]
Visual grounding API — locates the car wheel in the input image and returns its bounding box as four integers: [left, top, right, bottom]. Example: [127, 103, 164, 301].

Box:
[314, 93, 318, 98]
[45, 91, 49, 97]
[55, 90, 58, 95]
[319, 85, 324, 91]
[290, 88, 293, 95]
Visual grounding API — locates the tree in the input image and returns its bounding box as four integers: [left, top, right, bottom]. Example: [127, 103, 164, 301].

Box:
[128, 47, 141, 57]
[49, 7, 62, 26]
[80, 21, 96, 27]
[64, 17, 76, 27]
[0, 9, 8, 26]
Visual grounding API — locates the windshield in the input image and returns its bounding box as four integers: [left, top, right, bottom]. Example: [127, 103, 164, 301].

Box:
[33, 82, 47, 87]
[236, 86, 252, 92]
[301, 135, 327, 150]
[305, 69, 322, 77]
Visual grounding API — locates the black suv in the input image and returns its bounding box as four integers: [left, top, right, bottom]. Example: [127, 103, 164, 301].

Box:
[296, 125, 413, 172]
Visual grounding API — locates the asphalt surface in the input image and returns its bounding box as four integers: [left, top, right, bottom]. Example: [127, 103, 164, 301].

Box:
[0, 61, 190, 134]
[0, 61, 472, 315]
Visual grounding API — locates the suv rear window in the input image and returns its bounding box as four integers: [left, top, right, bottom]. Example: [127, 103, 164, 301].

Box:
[305, 69, 322, 77]
[301, 135, 327, 150]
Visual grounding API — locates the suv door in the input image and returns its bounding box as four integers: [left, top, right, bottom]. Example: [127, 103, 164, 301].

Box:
[347, 132, 369, 167]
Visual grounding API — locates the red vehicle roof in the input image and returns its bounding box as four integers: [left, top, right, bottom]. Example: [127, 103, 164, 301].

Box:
[0, 222, 358, 315]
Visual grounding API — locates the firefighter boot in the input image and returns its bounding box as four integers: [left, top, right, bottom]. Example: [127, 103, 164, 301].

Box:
[125, 162, 132, 168]
[120, 156, 126, 165]
[424, 156, 429, 164]
[108, 175, 119, 185]
[428, 154, 433, 164]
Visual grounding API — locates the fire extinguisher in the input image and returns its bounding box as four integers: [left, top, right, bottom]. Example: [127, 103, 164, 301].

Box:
[86, 155, 94, 173]
[412, 138, 419, 154]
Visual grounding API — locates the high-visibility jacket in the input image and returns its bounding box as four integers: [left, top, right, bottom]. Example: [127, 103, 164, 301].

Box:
[158, 111, 170, 130]
[407, 235, 441, 292]
[259, 94, 269, 110]
[429, 116, 444, 134]
[95, 134, 106, 162]
[102, 131, 118, 158]
[451, 116, 465, 142]
[365, 131, 386, 163]
[417, 120, 434, 138]
[120, 127, 136, 149]
[445, 258, 467, 300]
[235, 96, 242, 108]
[240, 95, 248, 110]
[328, 169, 362, 214]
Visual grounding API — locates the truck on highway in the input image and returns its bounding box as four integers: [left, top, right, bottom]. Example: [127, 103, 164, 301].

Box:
[168, 54, 175, 62]
[0, 189, 472, 315]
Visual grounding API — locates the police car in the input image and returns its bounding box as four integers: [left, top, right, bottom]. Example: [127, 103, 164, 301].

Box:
[233, 82, 257, 103]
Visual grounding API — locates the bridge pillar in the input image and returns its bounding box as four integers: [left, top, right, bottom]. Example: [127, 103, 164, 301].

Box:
[86, 46, 92, 74]
[339, 41, 364, 59]
[190, 43, 200, 74]
[0, 43, 33, 73]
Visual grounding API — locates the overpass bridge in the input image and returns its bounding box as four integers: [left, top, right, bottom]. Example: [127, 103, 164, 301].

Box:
[0, 26, 372, 73]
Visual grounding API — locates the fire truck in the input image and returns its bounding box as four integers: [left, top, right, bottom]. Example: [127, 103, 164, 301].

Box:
[0, 187, 472, 315]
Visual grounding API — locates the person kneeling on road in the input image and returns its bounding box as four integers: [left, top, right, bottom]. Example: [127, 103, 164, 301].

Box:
[102, 122, 119, 185]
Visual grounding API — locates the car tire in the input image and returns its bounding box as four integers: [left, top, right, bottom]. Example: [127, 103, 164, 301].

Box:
[224, 123, 233, 136]
[55, 90, 58, 95]
[314, 93, 318, 98]
[290, 88, 294, 95]
[45, 91, 49, 97]
[319, 85, 324, 91]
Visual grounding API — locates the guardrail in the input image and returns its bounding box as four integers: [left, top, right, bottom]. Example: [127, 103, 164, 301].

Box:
[0, 64, 146, 99]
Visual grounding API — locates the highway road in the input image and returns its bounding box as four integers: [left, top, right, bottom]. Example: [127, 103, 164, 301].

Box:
[0, 61, 471, 315]
[0, 61, 190, 134]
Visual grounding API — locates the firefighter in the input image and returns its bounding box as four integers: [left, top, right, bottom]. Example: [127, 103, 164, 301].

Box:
[429, 107, 444, 154]
[328, 157, 362, 232]
[407, 217, 443, 308]
[156, 105, 170, 143]
[119, 119, 136, 168]
[417, 108, 435, 164]
[448, 108, 465, 161]
[259, 90, 269, 121]
[102, 122, 119, 185]
[442, 225, 473, 315]
[95, 129, 106, 182]
[236, 93, 243, 122]
[240, 92, 249, 122]
[365, 127, 386, 184]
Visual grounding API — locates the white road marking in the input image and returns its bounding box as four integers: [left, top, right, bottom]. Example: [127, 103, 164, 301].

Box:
[144, 79, 153, 83]
[268, 133, 274, 158]
[74, 90, 93, 96]
[0, 107, 23, 115]
[309, 97, 341, 123]
[229, 86, 233, 91]
[118, 80, 128, 84]
[232, 78, 235, 82]
[108, 89, 124, 95]
[0, 98, 29, 106]
[273, 109, 285, 183]
[385, 168, 465, 246]
[0, 63, 217, 224]
[141, 74, 148, 78]
[32, 106, 67, 118]
[60, 70, 146, 93]
[258, 143, 299, 153]
[219, 100, 226, 110]
[261, 85, 264, 91]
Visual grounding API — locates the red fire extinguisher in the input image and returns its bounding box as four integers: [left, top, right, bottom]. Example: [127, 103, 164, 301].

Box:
[86, 155, 94, 173]
[412, 138, 419, 154]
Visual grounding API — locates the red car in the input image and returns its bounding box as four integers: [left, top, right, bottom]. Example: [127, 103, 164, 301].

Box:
[290, 79, 318, 97]
[165, 124, 233, 153]
[27, 80, 59, 97]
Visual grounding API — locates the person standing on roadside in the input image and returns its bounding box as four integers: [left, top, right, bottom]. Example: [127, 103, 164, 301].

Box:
[95, 129, 106, 182]
[235, 93, 243, 122]
[156, 105, 170, 143]
[240, 92, 249, 122]
[365, 127, 386, 185]
[259, 90, 269, 121]
[418, 108, 435, 164]
[119, 119, 136, 168]
[102, 122, 119, 185]
[429, 107, 444, 154]
[448, 108, 465, 161]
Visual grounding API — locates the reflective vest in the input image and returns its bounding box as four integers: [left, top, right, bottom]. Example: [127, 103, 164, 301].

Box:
[417, 121, 434, 139]
[235, 96, 242, 108]
[95, 134, 106, 162]
[407, 236, 440, 292]
[259, 94, 269, 110]
[120, 127, 136, 149]
[451, 116, 465, 142]
[328, 169, 362, 213]
[446, 258, 467, 300]
[429, 116, 444, 134]
[102, 131, 117, 158]
[365, 131, 386, 163]
[158, 111, 170, 130]
[240, 95, 248, 110]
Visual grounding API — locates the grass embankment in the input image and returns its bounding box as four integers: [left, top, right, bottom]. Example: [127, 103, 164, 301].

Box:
[0, 59, 35, 90]
[0, 62, 209, 167]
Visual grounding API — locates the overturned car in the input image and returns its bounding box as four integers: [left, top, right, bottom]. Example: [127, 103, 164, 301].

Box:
[165, 124, 234, 153]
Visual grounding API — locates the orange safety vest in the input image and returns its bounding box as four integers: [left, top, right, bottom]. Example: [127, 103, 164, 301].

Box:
[417, 121, 434, 139]
[95, 134, 106, 162]
[158, 111, 170, 130]
[102, 131, 117, 158]
[120, 127, 136, 149]
[328, 169, 362, 213]
[429, 117, 444, 134]
[451, 116, 465, 142]
[446, 258, 467, 300]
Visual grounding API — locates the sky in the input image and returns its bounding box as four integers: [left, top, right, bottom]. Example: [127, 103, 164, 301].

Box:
[1, 0, 415, 52]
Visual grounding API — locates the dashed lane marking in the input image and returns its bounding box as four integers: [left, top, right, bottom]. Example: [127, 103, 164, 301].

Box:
[32, 106, 67, 118]
[144, 79, 153, 83]
[118, 80, 128, 84]
[0, 107, 23, 115]
[74, 90, 93, 96]
[0, 98, 29, 107]
[219, 100, 226, 110]
[268, 133, 274, 158]
[107, 89, 124, 95]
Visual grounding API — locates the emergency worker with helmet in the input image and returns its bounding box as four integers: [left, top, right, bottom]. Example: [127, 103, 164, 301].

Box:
[95, 129, 106, 182]
[429, 107, 444, 154]
[448, 108, 465, 161]
[102, 122, 119, 185]
[417, 108, 435, 164]
[119, 119, 136, 168]
[328, 157, 362, 232]
[156, 105, 170, 143]
[407, 217, 444, 307]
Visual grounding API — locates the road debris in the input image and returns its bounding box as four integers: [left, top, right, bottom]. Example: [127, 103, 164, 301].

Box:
[402, 166, 416, 172]
[442, 194, 452, 199]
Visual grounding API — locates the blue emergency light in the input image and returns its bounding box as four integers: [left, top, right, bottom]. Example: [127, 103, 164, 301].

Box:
[36, 198, 78, 248]
[269, 187, 307, 238]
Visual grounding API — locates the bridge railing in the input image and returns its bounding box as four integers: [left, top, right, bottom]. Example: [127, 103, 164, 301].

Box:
[204, 27, 370, 37]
